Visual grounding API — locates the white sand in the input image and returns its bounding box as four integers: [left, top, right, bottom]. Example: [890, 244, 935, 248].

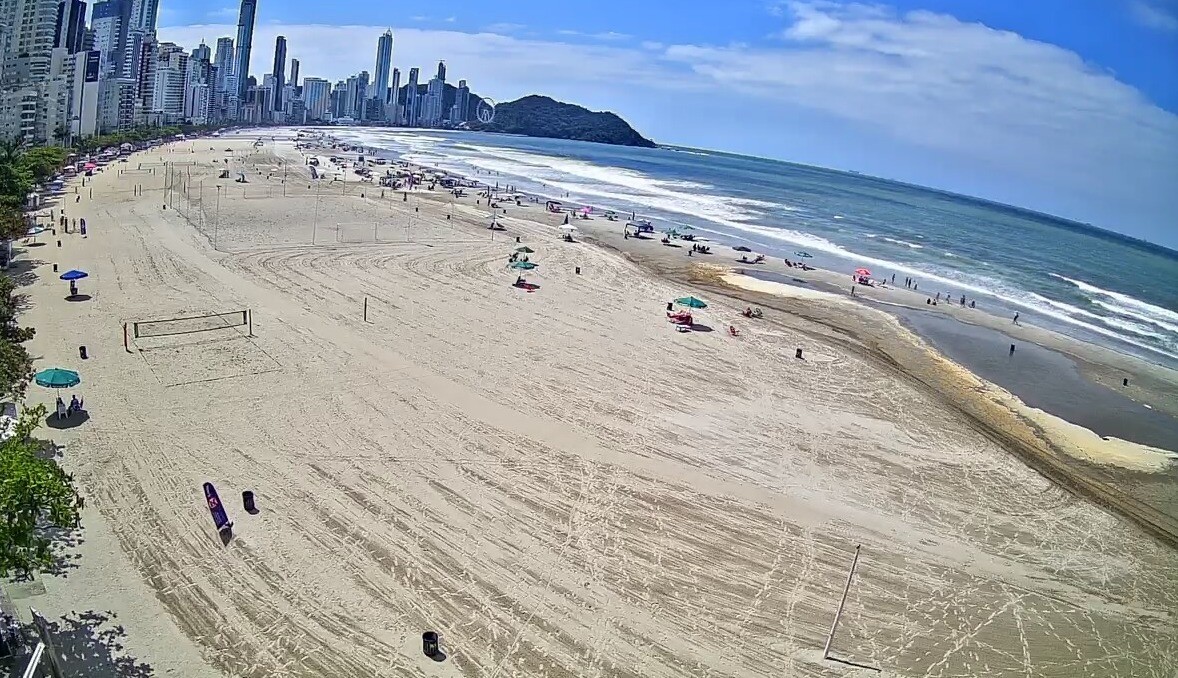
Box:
[8, 134, 1176, 677]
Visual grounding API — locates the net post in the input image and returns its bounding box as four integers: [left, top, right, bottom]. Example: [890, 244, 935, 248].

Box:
[247, 310, 253, 337]
[123, 323, 130, 352]
[823, 544, 861, 659]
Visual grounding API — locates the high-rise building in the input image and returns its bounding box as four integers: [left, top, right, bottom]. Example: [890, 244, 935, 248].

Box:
[386, 67, 401, 123]
[122, 0, 159, 82]
[233, 0, 257, 115]
[436, 60, 446, 82]
[373, 29, 392, 104]
[454, 79, 470, 124]
[212, 36, 233, 119]
[0, 0, 67, 142]
[91, 0, 129, 77]
[289, 57, 299, 88]
[148, 41, 188, 118]
[405, 67, 419, 126]
[55, 0, 88, 54]
[191, 41, 211, 63]
[213, 37, 233, 85]
[301, 76, 329, 121]
[270, 35, 285, 112]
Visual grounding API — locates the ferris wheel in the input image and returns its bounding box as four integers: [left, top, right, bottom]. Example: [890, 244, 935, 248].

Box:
[475, 97, 496, 124]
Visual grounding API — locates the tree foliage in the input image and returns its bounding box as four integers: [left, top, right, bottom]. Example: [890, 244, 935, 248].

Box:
[0, 404, 82, 578]
[470, 95, 657, 148]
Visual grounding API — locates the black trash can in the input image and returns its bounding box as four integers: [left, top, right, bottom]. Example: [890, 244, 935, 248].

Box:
[422, 631, 439, 657]
[79, 346, 88, 360]
[243, 491, 257, 514]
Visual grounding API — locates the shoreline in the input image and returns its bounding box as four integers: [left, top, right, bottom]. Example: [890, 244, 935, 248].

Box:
[7, 132, 1174, 676]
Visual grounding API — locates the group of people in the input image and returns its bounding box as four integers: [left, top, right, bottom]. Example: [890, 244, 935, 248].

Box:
[54, 394, 84, 419]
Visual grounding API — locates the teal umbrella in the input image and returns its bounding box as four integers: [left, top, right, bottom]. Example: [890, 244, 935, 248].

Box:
[34, 368, 80, 389]
[675, 296, 708, 309]
[794, 251, 813, 258]
[511, 261, 538, 270]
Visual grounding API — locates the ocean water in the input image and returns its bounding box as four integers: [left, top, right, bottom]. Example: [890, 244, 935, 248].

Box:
[328, 129, 1178, 369]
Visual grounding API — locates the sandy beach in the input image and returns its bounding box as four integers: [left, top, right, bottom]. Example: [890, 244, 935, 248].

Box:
[6, 132, 1176, 677]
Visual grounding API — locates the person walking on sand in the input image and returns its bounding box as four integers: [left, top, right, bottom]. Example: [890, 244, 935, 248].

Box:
[1013, 312, 1020, 324]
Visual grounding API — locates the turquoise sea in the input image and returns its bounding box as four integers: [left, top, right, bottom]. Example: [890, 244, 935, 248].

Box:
[331, 129, 1178, 370]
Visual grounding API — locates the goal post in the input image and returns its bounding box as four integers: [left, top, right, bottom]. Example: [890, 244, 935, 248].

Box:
[130, 309, 251, 340]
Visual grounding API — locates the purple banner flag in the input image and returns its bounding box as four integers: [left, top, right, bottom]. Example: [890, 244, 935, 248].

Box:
[203, 482, 232, 532]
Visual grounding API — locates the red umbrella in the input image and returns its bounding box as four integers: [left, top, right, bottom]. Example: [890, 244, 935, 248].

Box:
[855, 267, 871, 276]
[83, 163, 97, 170]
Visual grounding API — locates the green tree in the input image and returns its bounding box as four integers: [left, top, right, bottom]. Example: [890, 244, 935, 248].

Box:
[20, 146, 68, 184]
[0, 138, 32, 209]
[0, 404, 82, 578]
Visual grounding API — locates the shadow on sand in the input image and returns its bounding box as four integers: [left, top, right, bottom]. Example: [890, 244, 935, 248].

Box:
[40, 610, 155, 677]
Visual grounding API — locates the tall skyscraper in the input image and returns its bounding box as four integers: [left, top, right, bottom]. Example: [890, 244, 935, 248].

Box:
[55, 0, 88, 54]
[436, 60, 446, 82]
[387, 67, 400, 123]
[233, 0, 257, 111]
[405, 67, 419, 126]
[270, 35, 285, 111]
[289, 58, 299, 88]
[373, 29, 393, 104]
[122, 0, 159, 80]
[91, 0, 129, 76]
[302, 77, 329, 121]
[455, 79, 470, 123]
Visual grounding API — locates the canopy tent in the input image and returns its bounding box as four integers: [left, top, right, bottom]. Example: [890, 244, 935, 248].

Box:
[34, 368, 80, 389]
[675, 296, 708, 309]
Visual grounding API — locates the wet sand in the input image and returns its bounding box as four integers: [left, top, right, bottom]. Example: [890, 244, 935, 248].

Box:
[742, 269, 1178, 453]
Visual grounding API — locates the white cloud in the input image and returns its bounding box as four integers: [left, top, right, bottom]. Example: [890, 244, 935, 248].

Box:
[481, 22, 526, 34]
[1130, 0, 1178, 31]
[662, 1, 1178, 221]
[205, 6, 239, 20]
[591, 31, 632, 41]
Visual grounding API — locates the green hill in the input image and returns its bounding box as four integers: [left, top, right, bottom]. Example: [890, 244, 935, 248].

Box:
[471, 95, 656, 148]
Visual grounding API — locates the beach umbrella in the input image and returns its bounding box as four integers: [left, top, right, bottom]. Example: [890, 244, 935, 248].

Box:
[34, 368, 80, 389]
[25, 226, 46, 237]
[733, 245, 753, 252]
[58, 269, 88, 281]
[795, 251, 813, 258]
[511, 261, 538, 270]
[854, 267, 871, 277]
[675, 296, 708, 309]
[83, 162, 97, 170]
[515, 246, 535, 254]
[560, 224, 577, 231]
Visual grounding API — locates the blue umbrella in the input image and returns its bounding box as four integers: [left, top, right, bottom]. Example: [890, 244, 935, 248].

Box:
[34, 368, 81, 389]
[59, 269, 88, 281]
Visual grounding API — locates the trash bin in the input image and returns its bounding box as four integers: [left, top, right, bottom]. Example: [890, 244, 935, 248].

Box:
[242, 491, 257, 513]
[422, 631, 439, 657]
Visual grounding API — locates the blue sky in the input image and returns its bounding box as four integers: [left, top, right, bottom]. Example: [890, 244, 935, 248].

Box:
[158, 1, 1178, 248]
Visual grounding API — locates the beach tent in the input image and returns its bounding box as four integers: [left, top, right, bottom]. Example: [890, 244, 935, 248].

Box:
[675, 296, 708, 309]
